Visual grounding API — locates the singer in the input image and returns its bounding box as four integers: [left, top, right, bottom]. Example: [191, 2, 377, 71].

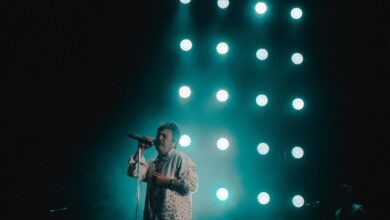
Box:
[127, 122, 198, 220]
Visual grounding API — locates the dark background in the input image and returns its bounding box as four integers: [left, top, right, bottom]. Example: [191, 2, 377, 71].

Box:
[2, 0, 389, 219]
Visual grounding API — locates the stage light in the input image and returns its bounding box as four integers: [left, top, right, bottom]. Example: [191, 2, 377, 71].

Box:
[255, 2, 267, 14]
[256, 94, 268, 107]
[180, 39, 192, 51]
[290, 7, 303, 20]
[216, 89, 229, 102]
[179, 135, 191, 147]
[216, 42, 229, 55]
[257, 143, 269, 155]
[292, 195, 305, 208]
[257, 192, 270, 205]
[291, 52, 303, 65]
[256, 48, 268, 61]
[291, 146, 304, 159]
[179, 86, 191, 99]
[217, 0, 229, 9]
[217, 138, 229, 150]
[179, 0, 191, 4]
[216, 188, 229, 201]
[292, 98, 304, 110]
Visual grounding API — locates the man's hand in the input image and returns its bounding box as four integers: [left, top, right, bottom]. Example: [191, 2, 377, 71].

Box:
[152, 172, 171, 186]
[138, 136, 154, 149]
[133, 137, 154, 161]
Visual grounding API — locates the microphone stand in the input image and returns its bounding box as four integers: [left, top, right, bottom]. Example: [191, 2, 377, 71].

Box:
[135, 146, 141, 220]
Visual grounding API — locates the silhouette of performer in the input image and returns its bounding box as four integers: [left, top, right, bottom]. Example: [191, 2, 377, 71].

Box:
[335, 184, 367, 220]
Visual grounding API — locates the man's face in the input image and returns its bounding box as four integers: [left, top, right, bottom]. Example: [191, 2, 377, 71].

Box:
[155, 128, 175, 156]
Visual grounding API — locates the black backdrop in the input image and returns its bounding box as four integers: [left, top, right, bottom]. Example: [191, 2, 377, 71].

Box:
[2, 1, 389, 219]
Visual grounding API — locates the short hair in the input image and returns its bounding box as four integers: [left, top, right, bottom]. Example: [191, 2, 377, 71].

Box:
[157, 122, 181, 148]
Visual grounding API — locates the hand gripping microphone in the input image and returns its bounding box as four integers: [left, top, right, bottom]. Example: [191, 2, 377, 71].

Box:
[127, 133, 154, 147]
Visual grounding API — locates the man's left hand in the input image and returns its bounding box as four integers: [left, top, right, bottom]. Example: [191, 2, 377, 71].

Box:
[153, 172, 171, 186]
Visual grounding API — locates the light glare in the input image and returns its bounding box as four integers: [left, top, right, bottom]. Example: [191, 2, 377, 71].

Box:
[216, 42, 229, 55]
[292, 146, 304, 159]
[216, 89, 229, 102]
[292, 195, 305, 208]
[179, 0, 191, 4]
[216, 188, 229, 201]
[256, 94, 268, 107]
[255, 2, 267, 14]
[257, 143, 269, 155]
[217, 138, 229, 150]
[256, 48, 268, 61]
[291, 52, 304, 65]
[217, 0, 229, 9]
[179, 86, 191, 99]
[179, 135, 191, 147]
[291, 7, 303, 19]
[292, 98, 304, 110]
[258, 192, 270, 205]
[180, 39, 192, 51]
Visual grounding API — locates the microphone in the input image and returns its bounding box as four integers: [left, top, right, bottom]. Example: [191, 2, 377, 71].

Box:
[127, 133, 154, 147]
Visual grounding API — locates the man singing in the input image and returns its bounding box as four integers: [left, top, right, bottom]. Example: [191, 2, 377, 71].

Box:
[128, 122, 198, 220]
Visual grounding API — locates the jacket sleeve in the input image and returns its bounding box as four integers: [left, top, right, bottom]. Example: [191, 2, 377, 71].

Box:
[127, 154, 149, 182]
[175, 155, 198, 195]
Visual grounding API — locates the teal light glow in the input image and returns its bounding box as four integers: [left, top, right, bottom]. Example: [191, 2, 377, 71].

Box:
[216, 187, 229, 201]
[216, 89, 229, 102]
[292, 98, 304, 110]
[256, 48, 268, 61]
[292, 146, 304, 159]
[180, 39, 192, 51]
[256, 94, 268, 107]
[217, 138, 229, 150]
[179, 0, 191, 5]
[179, 86, 191, 99]
[216, 42, 229, 55]
[257, 192, 270, 205]
[179, 134, 191, 147]
[291, 52, 304, 65]
[255, 2, 267, 14]
[292, 195, 305, 208]
[257, 142, 269, 155]
[291, 7, 303, 20]
[217, 0, 229, 9]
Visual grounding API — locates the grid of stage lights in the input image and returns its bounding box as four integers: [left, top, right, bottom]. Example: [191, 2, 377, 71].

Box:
[174, 1, 307, 210]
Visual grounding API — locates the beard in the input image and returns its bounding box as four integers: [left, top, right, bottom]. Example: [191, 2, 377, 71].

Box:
[156, 144, 172, 156]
